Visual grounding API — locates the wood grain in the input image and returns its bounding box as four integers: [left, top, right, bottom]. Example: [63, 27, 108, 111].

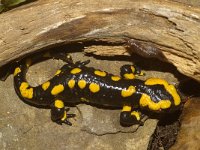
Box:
[0, 0, 199, 81]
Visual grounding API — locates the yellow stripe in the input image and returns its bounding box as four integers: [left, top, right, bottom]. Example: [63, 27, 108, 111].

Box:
[121, 86, 136, 97]
[145, 78, 181, 106]
[124, 73, 135, 80]
[122, 106, 132, 112]
[94, 70, 106, 77]
[42, 81, 50, 91]
[139, 93, 171, 111]
[61, 111, 67, 121]
[131, 111, 140, 121]
[111, 76, 121, 81]
[51, 84, 64, 95]
[19, 82, 33, 99]
[55, 100, 64, 109]
[14, 67, 21, 76]
[71, 68, 81, 74]
[55, 70, 61, 75]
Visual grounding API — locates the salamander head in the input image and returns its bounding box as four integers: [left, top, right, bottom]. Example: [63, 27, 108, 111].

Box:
[139, 78, 182, 113]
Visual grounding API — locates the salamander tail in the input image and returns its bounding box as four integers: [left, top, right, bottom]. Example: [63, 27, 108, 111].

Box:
[13, 59, 35, 101]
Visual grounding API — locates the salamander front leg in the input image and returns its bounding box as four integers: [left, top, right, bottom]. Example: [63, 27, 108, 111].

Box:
[120, 64, 145, 79]
[120, 106, 144, 126]
[51, 99, 76, 126]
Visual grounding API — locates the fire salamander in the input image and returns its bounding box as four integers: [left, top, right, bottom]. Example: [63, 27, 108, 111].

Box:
[13, 52, 181, 126]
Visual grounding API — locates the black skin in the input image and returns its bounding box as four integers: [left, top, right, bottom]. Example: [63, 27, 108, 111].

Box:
[13, 51, 176, 126]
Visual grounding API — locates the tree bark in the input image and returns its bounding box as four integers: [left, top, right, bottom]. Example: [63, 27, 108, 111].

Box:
[0, 0, 200, 81]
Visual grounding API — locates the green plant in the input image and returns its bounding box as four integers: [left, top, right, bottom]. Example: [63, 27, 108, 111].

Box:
[0, 0, 27, 13]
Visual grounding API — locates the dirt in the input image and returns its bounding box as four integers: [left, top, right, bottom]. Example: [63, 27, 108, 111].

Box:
[148, 112, 182, 150]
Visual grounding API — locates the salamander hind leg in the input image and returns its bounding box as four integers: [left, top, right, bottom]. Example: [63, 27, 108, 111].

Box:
[51, 99, 76, 126]
[120, 105, 144, 126]
[120, 64, 145, 79]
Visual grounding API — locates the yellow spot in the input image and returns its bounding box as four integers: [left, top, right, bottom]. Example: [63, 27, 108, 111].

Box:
[81, 97, 89, 102]
[61, 111, 67, 121]
[124, 73, 135, 80]
[42, 81, 50, 91]
[94, 70, 106, 77]
[14, 67, 21, 76]
[131, 66, 135, 73]
[70, 68, 82, 74]
[43, 52, 51, 58]
[145, 78, 181, 106]
[89, 83, 100, 93]
[68, 79, 75, 89]
[19, 82, 33, 99]
[121, 86, 136, 97]
[111, 76, 121, 81]
[55, 70, 61, 75]
[26, 58, 32, 67]
[78, 80, 87, 89]
[140, 71, 145, 76]
[51, 84, 64, 95]
[55, 100, 64, 109]
[122, 106, 132, 112]
[139, 94, 171, 111]
[159, 100, 172, 109]
[131, 111, 141, 121]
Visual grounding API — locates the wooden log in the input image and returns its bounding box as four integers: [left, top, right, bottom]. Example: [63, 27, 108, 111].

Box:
[0, 0, 200, 81]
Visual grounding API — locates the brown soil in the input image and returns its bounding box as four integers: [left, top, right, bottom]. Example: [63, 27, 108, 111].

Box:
[148, 111, 182, 150]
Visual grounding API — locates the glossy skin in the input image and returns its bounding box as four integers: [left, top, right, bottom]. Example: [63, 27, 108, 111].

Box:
[13, 53, 181, 126]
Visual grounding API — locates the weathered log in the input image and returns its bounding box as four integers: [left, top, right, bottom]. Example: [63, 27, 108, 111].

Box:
[0, 0, 200, 81]
[171, 98, 200, 150]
